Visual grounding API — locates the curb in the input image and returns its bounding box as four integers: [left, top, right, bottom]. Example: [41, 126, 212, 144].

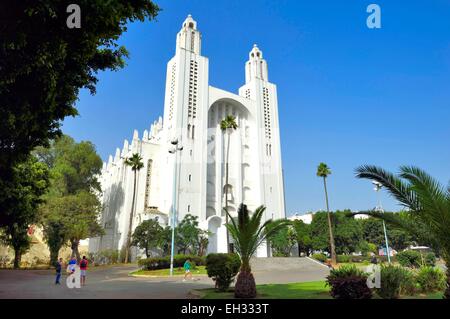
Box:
[188, 289, 205, 299]
[306, 256, 332, 269]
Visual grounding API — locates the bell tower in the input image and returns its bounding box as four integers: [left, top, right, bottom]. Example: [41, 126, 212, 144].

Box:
[176, 14, 202, 55]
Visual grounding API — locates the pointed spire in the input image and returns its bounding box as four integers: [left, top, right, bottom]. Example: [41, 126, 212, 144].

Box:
[114, 148, 121, 162]
[143, 130, 149, 140]
[133, 129, 139, 140]
[122, 139, 129, 156]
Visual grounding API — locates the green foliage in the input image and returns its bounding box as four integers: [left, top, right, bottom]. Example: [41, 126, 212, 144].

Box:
[416, 266, 446, 293]
[0, 0, 159, 177]
[38, 135, 103, 261]
[205, 253, 241, 291]
[377, 264, 415, 299]
[225, 204, 289, 272]
[312, 253, 327, 263]
[225, 203, 289, 299]
[0, 156, 49, 268]
[132, 218, 163, 258]
[138, 254, 205, 270]
[90, 249, 120, 265]
[425, 252, 436, 267]
[336, 255, 351, 263]
[326, 265, 372, 299]
[396, 250, 422, 268]
[291, 220, 312, 256]
[355, 165, 450, 298]
[267, 222, 296, 257]
[310, 210, 362, 254]
[176, 214, 202, 255]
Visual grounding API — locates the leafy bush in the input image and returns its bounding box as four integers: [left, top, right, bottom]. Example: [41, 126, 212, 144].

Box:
[205, 253, 241, 291]
[337, 255, 350, 263]
[416, 266, 446, 293]
[312, 253, 327, 263]
[396, 250, 421, 268]
[138, 254, 205, 270]
[424, 252, 436, 267]
[326, 264, 372, 299]
[377, 265, 415, 299]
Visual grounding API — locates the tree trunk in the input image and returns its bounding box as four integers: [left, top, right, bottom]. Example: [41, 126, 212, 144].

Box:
[323, 177, 336, 264]
[224, 130, 231, 253]
[13, 248, 21, 269]
[49, 248, 60, 267]
[71, 239, 80, 262]
[125, 170, 138, 263]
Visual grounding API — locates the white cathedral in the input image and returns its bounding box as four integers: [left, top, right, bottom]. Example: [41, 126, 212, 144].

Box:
[89, 15, 286, 259]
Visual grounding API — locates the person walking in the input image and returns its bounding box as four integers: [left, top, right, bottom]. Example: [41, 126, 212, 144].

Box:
[80, 256, 88, 286]
[182, 258, 193, 282]
[55, 258, 63, 285]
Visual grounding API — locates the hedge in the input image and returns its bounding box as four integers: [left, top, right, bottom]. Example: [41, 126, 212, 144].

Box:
[138, 254, 206, 270]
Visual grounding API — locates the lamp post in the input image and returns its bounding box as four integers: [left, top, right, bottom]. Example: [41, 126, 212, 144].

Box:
[372, 181, 391, 263]
[169, 137, 183, 276]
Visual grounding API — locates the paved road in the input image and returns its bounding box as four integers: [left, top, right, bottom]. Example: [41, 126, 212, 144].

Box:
[0, 258, 329, 299]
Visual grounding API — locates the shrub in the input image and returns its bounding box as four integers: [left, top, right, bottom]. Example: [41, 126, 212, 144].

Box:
[337, 255, 350, 263]
[138, 254, 205, 270]
[416, 266, 446, 293]
[205, 253, 241, 291]
[377, 265, 415, 299]
[425, 252, 436, 267]
[326, 264, 372, 299]
[312, 253, 327, 263]
[396, 250, 421, 268]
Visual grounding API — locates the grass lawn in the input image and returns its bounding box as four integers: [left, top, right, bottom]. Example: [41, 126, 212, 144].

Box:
[199, 281, 331, 299]
[130, 266, 207, 277]
[197, 281, 444, 299]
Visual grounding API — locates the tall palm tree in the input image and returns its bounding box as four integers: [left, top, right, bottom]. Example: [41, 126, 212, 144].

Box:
[124, 153, 144, 263]
[316, 162, 336, 265]
[220, 115, 238, 253]
[355, 165, 450, 299]
[225, 204, 289, 298]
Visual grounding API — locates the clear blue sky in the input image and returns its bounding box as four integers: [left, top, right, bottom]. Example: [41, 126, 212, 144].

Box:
[62, 0, 450, 216]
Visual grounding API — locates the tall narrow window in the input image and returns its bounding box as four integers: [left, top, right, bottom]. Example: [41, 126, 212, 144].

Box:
[188, 205, 191, 212]
[191, 125, 195, 139]
[188, 174, 191, 182]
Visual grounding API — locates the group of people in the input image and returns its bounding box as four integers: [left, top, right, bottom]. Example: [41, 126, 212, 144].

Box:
[55, 255, 89, 286]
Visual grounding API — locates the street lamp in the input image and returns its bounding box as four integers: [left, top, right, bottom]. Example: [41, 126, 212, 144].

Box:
[169, 137, 183, 276]
[372, 180, 391, 263]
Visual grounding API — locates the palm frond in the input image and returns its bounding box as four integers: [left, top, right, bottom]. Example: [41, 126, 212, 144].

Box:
[355, 165, 419, 211]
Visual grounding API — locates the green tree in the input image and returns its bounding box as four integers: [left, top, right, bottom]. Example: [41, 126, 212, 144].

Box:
[124, 153, 144, 263]
[37, 135, 103, 263]
[355, 165, 450, 298]
[132, 219, 163, 258]
[316, 163, 336, 264]
[0, 1, 159, 196]
[176, 214, 201, 255]
[225, 204, 289, 298]
[267, 222, 296, 257]
[292, 220, 313, 256]
[0, 157, 49, 268]
[220, 115, 238, 253]
[360, 217, 416, 251]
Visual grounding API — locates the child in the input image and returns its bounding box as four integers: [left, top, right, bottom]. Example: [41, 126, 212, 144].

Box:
[55, 258, 63, 285]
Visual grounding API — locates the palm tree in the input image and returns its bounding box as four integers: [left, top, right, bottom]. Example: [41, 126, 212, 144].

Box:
[316, 162, 336, 265]
[225, 204, 289, 298]
[355, 165, 450, 299]
[220, 115, 238, 253]
[124, 153, 144, 263]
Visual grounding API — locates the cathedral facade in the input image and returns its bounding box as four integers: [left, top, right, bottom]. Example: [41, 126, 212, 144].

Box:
[89, 15, 286, 258]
